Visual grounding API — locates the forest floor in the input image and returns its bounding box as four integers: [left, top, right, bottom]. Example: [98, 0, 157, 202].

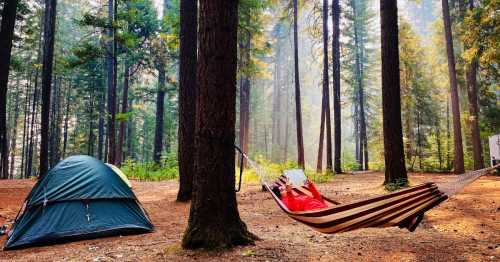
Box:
[0, 172, 499, 261]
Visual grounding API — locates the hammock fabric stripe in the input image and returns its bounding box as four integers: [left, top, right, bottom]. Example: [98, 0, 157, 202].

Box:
[264, 177, 448, 234]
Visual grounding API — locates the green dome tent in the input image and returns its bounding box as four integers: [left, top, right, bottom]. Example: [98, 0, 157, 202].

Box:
[4, 155, 153, 250]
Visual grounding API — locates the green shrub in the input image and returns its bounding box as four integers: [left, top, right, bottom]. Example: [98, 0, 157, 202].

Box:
[121, 152, 179, 181]
[384, 178, 409, 191]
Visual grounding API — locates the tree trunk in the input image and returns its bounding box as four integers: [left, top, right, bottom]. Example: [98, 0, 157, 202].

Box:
[331, 0, 342, 173]
[9, 78, 21, 178]
[293, 0, 305, 168]
[0, 0, 19, 179]
[117, 61, 130, 165]
[464, 0, 483, 170]
[380, 0, 407, 184]
[182, 0, 256, 249]
[352, 0, 368, 171]
[106, 0, 117, 164]
[441, 0, 464, 174]
[271, 36, 282, 162]
[177, 0, 198, 202]
[97, 66, 106, 160]
[49, 76, 61, 167]
[238, 36, 251, 167]
[62, 84, 71, 159]
[39, 0, 58, 178]
[127, 96, 134, 159]
[323, 0, 333, 173]
[154, 66, 165, 164]
[466, 59, 483, 170]
[21, 74, 32, 178]
[316, 105, 325, 173]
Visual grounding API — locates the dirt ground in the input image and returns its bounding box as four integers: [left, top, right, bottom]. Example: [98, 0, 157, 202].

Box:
[0, 172, 498, 261]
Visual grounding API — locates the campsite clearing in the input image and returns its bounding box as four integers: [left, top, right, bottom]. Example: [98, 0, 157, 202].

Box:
[1, 172, 499, 261]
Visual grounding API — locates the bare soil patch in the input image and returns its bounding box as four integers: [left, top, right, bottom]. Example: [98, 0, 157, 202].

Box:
[0, 172, 498, 261]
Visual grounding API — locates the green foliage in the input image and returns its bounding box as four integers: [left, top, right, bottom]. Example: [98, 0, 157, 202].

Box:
[121, 152, 179, 181]
[241, 156, 332, 184]
[384, 178, 409, 191]
[461, 0, 499, 83]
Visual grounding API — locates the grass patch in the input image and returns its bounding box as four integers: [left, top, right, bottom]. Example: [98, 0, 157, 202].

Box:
[384, 178, 409, 191]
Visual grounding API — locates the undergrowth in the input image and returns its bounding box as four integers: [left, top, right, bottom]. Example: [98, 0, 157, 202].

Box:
[384, 178, 409, 191]
[121, 153, 179, 181]
[120, 153, 335, 184]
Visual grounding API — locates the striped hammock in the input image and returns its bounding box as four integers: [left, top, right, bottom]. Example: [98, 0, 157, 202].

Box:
[261, 165, 499, 234]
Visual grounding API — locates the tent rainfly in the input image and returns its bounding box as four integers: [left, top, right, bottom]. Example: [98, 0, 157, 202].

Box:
[4, 155, 153, 250]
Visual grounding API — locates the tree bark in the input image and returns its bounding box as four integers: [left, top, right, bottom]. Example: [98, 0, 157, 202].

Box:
[106, 0, 117, 164]
[380, 0, 407, 184]
[97, 63, 106, 160]
[316, 104, 325, 173]
[154, 66, 165, 164]
[441, 0, 464, 174]
[118, 60, 130, 165]
[177, 0, 198, 202]
[39, 0, 58, 178]
[332, 0, 342, 173]
[182, 0, 256, 249]
[62, 84, 71, 159]
[127, 96, 134, 159]
[293, 0, 305, 168]
[0, 0, 19, 179]
[238, 36, 251, 167]
[464, 0, 483, 170]
[21, 74, 32, 178]
[9, 78, 21, 178]
[323, 0, 333, 173]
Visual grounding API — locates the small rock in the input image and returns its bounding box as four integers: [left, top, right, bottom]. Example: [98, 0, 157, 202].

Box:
[357, 252, 362, 256]
[480, 231, 485, 234]
[488, 246, 494, 249]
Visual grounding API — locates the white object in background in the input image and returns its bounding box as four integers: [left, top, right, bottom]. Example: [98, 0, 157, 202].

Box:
[489, 134, 500, 166]
[284, 169, 308, 186]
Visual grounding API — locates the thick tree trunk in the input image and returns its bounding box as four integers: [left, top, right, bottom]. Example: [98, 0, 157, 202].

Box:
[177, 0, 198, 202]
[182, 0, 256, 249]
[39, 0, 58, 178]
[0, 0, 19, 179]
[293, 0, 305, 168]
[117, 61, 130, 165]
[380, 0, 407, 184]
[153, 67, 165, 164]
[441, 0, 464, 174]
[106, 0, 117, 164]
